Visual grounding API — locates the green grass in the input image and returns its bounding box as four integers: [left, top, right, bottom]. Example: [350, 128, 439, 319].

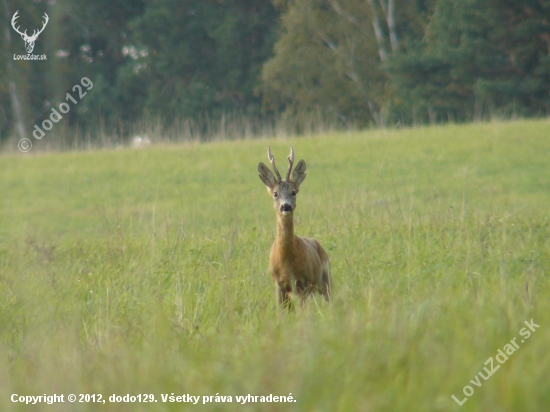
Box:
[0, 119, 549, 411]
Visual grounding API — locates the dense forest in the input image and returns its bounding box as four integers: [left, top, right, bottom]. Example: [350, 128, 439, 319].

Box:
[1, 0, 549, 142]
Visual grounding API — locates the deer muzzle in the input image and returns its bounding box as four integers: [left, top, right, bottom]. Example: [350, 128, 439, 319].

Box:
[280, 204, 293, 214]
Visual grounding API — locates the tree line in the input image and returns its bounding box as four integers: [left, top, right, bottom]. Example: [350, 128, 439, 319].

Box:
[1, 0, 549, 142]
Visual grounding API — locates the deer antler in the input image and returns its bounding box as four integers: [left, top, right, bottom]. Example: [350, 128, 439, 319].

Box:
[286, 146, 294, 182]
[11, 11, 49, 41]
[11, 11, 27, 38]
[28, 13, 49, 41]
[267, 146, 282, 182]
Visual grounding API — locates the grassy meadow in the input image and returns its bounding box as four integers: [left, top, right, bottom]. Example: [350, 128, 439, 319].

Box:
[0, 120, 549, 411]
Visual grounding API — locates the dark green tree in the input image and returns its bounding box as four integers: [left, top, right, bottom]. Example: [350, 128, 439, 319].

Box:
[51, 0, 147, 129]
[130, 0, 278, 122]
[388, 0, 550, 122]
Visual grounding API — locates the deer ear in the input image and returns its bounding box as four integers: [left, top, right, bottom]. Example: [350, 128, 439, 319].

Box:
[258, 162, 277, 190]
[291, 159, 307, 189]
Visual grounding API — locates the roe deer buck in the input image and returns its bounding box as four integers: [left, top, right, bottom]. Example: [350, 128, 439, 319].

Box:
[258, 146, 331, 309]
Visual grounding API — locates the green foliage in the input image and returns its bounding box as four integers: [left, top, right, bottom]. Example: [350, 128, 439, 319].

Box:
[0, 121, 549, 410]
[260, 0, 436, 126]
[388, 0, 550, 122]
[129, 0, 278, 121]
[1, 0, 278, 141]
[1, 0, 550, 141]
[260, 0, 382, 124]
[55, 0, 147, 127]
[1, 0, 49, 138]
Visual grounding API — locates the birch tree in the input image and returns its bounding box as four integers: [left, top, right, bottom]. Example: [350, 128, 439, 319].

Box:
[2, 0, 27, 141]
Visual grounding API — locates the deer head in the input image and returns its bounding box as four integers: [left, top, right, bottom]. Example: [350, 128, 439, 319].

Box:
[258, 146, 307, 216]
[12, 11, 49, 54]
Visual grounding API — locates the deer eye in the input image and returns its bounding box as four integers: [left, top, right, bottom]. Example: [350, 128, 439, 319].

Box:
[292, 191, 296, 196]
[273, 192, 278, 198]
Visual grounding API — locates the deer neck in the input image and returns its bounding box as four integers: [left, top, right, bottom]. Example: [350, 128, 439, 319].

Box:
[275, 213, 295, 256]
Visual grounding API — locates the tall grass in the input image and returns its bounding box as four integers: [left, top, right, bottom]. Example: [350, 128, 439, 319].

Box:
[2, 111, 354, 154]
[0, 120, 549, 411]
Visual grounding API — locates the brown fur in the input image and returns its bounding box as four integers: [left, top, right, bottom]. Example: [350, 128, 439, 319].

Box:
[258, 147, 331, 309]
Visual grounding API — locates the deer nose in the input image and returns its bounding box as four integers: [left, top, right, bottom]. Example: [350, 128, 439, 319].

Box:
[280, 204, 293, 213]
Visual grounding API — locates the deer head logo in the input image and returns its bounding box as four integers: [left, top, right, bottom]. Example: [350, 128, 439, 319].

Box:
[11, 11, 49, 54]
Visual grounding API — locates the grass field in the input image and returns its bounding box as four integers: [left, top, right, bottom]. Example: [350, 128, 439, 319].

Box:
[0, 120, 549, 411]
